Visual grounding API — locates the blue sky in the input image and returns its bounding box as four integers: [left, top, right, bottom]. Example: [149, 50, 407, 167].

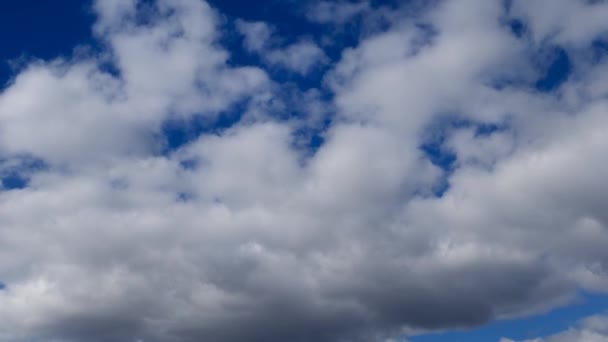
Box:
[0, 1, 608, 342]
[411, 293, 608, 341]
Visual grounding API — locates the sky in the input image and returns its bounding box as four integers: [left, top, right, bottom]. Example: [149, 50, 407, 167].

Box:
[0, 0, 608, 341]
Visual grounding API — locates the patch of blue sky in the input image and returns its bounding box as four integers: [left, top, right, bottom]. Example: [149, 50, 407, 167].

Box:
[210, 0, 404, 89]
[0, 0, 95, 88]
[419, 117, 511, 197]
[419, 121, 459, 197]
[591, 39, 608, 63]
[1, 173, 28, 190]
[411, 292, 608, 342]
[535, 47, 572, 92]
[508, 19, 525, 38]
[160, 97, 250, 153]
[0, 156, 47, 191]
[420, 118, 508, 169]
[502, 0, 526, 38]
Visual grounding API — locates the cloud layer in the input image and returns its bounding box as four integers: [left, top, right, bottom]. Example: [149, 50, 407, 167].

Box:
[0, 0, 608, 341]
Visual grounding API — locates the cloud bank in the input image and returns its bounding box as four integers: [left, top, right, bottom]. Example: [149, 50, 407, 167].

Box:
[0, 0, 608, 341]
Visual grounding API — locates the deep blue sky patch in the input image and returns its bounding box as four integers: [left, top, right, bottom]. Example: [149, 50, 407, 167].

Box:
[535, 47, 572, 92]
[1, 173, 28, 190]
[0, 0, 95, 87]
[508, 19, 525, 38]
[0, 157, 46, 191]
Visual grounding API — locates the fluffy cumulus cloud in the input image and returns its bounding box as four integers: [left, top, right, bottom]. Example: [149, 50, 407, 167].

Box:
[0, 0, 608, 341]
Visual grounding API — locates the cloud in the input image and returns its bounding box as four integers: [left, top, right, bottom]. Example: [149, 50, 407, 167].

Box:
[306, 1, 370, 24]
[236, 20, 328, 75]
[0, 0, 607, 341]
[0, 0, 268, 165]
[510, 0, 608, 46]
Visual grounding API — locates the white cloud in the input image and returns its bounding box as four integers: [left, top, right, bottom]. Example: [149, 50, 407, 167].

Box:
[306, 1, 370, 24]
[0, 0, 608, 341]
[0, 0, 268, 165]
[235, 20, 273, 53]
[236, 20, 327, 75]
[511, 0, 608, 46]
